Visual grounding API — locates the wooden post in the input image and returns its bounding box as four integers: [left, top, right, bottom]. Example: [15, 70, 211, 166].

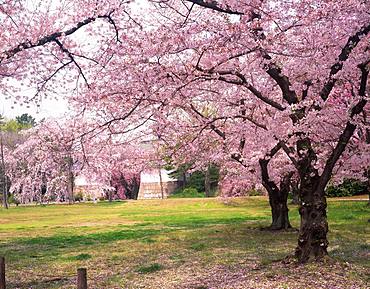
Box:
[0, 256, 5, 289]
[77, 268, 87, 289]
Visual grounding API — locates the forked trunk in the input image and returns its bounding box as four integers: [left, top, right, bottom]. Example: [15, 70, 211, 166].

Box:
[269, 190, 291, 230]
[260, 158, 292, 230]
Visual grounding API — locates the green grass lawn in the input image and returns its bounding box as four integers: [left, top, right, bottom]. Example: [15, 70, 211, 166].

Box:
[0, 197, 368, 288]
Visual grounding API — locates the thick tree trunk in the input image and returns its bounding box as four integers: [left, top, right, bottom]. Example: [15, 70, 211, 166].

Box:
[204, 164, 211, 197]
[295, 138, 328, 262]
[1, 180, 8, 209]
[295, 179, 328, 262]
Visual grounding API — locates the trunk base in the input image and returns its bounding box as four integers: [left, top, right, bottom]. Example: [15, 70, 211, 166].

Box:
[295, 199, 329, 263]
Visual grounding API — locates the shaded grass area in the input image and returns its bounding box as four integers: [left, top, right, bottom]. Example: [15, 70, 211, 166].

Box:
[0, 197, 368, 288]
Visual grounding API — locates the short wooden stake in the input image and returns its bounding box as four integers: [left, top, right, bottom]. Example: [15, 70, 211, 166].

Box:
[77, 268, 87, 289]
[0, 256, 5, 289]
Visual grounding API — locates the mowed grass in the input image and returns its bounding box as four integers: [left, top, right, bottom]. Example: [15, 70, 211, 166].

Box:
[0, 197, 368, 288]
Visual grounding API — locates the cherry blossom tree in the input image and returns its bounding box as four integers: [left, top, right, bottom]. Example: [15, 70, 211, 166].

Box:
[0, 114, 34, 208]
[139, 0, 369, 262]
[7, 118, 85, 203]
[7, 113, 153, 204]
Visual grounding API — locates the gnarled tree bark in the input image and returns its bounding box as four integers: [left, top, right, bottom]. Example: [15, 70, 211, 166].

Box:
[294, 138, 328, 262]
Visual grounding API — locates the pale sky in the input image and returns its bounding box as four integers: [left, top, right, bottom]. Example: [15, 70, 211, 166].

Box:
[0, 0, 151, 122]
[1, 97, 68, 121]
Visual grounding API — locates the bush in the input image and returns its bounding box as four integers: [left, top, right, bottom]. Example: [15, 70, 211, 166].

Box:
[248, 189, 264, 196]
[187, 171, 206, 192]
[326, 179, 368, 198]
[74, 191, 84, 202]
[169, 187, 205, 198]
[170, 164, 220, 194]
[8, 194, 20, 206]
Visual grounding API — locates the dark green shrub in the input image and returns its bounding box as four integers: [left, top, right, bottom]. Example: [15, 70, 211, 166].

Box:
[8, 194, 20, 206]
[326, 179, 367, 197]
[169, 187, 205, 198]
[170, 164, 220, 194]
[248, 189, 264, 196]
[187, 171, 206, 192]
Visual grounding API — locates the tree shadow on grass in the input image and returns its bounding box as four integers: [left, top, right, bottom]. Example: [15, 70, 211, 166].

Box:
[0, 227, 161, 262]
[20, 228, 159, 247]
[141, 215, 269, 229]
[0, 215, 270, 264]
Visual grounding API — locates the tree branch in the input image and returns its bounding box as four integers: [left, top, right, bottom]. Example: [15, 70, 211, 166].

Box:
[196, 63, 286, 111]
[280, 141, 299, 169]
[1, 12, 118, 63]
[259, 142, 283, 195]
[317, 61, 369, 193]
[261, 51, 298, 104]
[54, 39, 90, 86]
[189, 103, 226, 139]
[184, 0, 243, 15]
[319, 23, 370, 101]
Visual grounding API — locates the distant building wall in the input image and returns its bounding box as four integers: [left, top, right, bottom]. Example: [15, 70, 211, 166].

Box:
[74, 175, 106, 200]
[137, 169, 178, 199]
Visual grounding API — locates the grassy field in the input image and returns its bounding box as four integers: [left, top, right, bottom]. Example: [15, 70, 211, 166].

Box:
[0, 197, 368, 288]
